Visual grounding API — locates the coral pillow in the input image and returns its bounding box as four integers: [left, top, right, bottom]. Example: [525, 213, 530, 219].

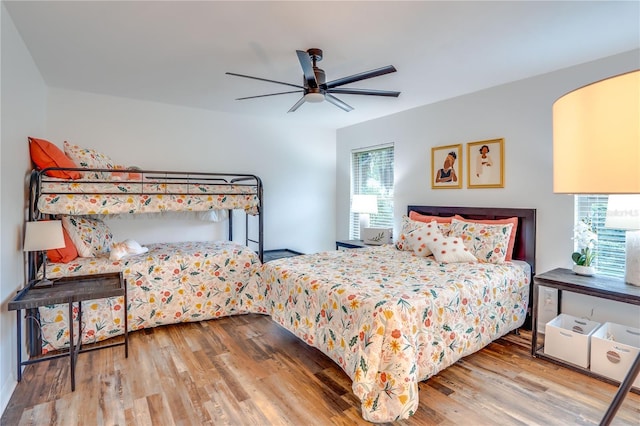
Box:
[47, 227, 79, 263]
[453, 215, 518, 261]
[409, 211, 453, 224]
[62, 216, 113, 257]
[426, 235, 477, 263]
[28, 137, 81, 180]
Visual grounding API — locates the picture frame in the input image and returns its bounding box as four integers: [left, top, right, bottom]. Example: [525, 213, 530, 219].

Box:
[431, 144, 462, 189]
[467, 138, 504, 188]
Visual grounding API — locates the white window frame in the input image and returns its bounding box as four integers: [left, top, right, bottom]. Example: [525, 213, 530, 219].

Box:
[350, 143, 394, 240]
[574, 195, 626, 278]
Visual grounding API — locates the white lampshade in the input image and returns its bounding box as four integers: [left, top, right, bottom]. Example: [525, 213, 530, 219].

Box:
[553, 70, 640, 194]
[605, 195, 640, 230]
[24, 220, 65, 252]
[351, 194, 378, 214]
[605, 195, 640, 287]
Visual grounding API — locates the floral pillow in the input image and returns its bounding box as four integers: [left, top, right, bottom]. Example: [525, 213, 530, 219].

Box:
[61, 216, 113, 257]
[449, 218, 514, 263]
[426, 235, 477, 263]
[396, 215, 450, 251]
[63, 141, 115, 179]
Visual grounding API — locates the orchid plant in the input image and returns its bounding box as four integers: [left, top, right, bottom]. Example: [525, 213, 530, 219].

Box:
[572, 218, 597, 266]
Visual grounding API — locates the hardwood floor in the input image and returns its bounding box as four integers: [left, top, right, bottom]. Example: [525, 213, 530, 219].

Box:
[2, 314, 639, 425]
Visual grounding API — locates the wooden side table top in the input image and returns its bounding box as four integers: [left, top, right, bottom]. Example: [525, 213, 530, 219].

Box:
[534, 268, 640, 305]
[9, 272, 125, 311]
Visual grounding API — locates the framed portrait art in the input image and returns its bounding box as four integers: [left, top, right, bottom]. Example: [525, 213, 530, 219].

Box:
[431, 144, 462, 189]
[467, 138, 504, 188]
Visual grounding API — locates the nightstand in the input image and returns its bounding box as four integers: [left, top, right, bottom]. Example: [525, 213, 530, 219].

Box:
[9, 272, 128, 391]
[336, 240, 367, 250]
[531, 268, 640, 387]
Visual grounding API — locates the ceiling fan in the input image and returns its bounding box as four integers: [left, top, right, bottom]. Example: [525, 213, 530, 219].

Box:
[226, 48, 400, 113]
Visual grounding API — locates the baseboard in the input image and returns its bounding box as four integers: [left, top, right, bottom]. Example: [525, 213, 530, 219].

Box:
[0, 373, 17, 417]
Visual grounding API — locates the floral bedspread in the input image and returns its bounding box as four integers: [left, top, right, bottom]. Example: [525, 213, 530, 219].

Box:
[36, 178, 260, 215]
[254, 245, 530, 422]
[39, 241, 262, 353]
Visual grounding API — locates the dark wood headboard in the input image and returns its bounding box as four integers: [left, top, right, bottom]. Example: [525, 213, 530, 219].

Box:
[407, 205, 537, 275]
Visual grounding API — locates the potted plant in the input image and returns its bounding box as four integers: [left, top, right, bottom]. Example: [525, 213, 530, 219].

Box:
[572, 218, 597, 276]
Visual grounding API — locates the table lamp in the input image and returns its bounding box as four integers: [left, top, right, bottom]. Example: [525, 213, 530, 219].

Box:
[351, 194, 378, 238]
[553, 69, 640, 284]
[553, 69, 640, 424]
[24, 220, 65, 288]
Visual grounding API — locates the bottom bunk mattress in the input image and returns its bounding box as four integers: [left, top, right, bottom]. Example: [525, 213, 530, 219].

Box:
[38, 240, 262, 352]
[255, 245, 530, 422]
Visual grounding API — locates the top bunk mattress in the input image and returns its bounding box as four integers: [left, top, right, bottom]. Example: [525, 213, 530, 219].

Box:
[33, 170, 261, 216]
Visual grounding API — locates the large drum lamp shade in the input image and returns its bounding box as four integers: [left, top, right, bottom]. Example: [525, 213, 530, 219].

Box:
[553, 70, 639, 194]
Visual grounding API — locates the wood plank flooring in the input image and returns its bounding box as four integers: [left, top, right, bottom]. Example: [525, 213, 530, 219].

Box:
[2, 314, 639, 425]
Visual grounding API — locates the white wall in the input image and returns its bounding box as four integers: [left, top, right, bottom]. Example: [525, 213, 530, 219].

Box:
[45, 89, 337, 254]
[337, 49, 640, 327]
[0, 2, 48, 413]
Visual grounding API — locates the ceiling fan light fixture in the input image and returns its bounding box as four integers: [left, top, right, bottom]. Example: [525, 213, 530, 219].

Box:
[304, 92, 325, 103]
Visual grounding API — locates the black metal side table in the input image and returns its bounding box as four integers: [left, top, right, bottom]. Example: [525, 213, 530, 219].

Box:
[9, 272, 128, 391]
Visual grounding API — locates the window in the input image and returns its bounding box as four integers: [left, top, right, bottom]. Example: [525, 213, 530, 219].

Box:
[574, 195, 626, 278]
[350, 144, 394, 239]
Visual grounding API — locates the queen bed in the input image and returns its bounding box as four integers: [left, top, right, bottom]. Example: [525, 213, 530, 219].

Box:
[253, 205, 536, 422]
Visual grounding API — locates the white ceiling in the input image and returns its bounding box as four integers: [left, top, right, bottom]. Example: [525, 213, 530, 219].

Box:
[4, 1, 639, 129]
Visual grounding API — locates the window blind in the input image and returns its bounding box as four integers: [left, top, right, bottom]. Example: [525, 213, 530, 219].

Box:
[574, 195, 626, 278]
[350, 144, 394, 239]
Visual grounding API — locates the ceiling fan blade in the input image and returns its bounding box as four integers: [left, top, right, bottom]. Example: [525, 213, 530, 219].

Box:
[287, 96, 306, 113]
[327, 88, 400, 97]
[325, 94, 354, 112]
[236, 90, 303, 100]
[325, 65, 397, 89]
[296, 50, 318, 89]
[226, 72, 303, 89]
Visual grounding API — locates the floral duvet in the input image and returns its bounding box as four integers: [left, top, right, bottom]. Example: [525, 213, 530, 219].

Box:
[39, 241, 262, 353]
[255, 245, 530, 422]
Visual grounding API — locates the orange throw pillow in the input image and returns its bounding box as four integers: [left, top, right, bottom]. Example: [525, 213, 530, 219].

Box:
[47, 227, 79, 263]
[29, 137, 81, 179]
[409, 211, 453, 224]
[453, 215, 519, 261]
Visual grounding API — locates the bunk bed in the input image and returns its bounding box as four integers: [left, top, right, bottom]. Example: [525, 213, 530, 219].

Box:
[27, 166, 264, 354]
[254, 205, 536, 422]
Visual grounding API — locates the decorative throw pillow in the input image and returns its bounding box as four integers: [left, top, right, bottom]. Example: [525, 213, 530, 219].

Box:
[61, 216, 113, 257]
[47, 227, 79, 263]
[449, 218, 514, 264]
[453, 215, 519, 261]
[396, 215, 451, 251]
[63, 141, 115, 179]
[28, 137, 81, 180]
[407, 220, 444, 257]
[426, 235, 477, 263]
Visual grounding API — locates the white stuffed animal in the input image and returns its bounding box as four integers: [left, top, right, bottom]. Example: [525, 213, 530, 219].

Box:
[109, 239, 149, 261]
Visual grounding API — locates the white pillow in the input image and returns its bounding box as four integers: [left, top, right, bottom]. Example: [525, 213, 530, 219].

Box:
[427, 235, 477, 263]
[408, 220, 443, 257]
